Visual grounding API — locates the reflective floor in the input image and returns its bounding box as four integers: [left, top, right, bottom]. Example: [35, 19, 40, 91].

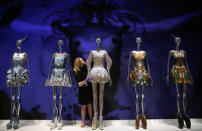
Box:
[0, 119, 202, 131]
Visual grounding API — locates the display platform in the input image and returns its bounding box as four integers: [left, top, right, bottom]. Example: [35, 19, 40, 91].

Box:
[0, 119, 202, 131]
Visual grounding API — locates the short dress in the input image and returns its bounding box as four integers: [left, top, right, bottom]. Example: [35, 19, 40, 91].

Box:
[170, 50, 191, 84]
[6, 53, 28, 87]
[86, 50, 112, 83]
[47, 53, 71, 87]
[129, 51, 152, 87]
[74, 65, 93, 105]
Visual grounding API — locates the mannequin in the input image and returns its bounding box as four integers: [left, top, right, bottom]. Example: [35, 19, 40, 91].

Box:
[167, 36, 193, 129]
[45, 40, 72, 130]
[126, 37, 152, 129]
[6, 36, 30, 129]
[86, 37, 112, 130]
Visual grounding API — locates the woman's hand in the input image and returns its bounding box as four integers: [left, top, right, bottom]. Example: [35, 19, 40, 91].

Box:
[78, 81, 86, 87]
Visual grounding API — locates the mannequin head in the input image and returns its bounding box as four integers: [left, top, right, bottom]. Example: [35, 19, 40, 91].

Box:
[16, 40, 22, 51]
[58, 40, 63, 52]
[16, 36, 28, 52]
[136, 37, 142, 51]
[96, 37, 101, 50]
[174, 37, 181, 51]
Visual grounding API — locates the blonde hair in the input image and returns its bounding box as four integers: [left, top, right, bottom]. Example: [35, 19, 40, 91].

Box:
[73, 57, 82, 75]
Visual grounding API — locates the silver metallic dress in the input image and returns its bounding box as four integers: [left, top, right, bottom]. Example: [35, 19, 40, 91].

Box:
[86, 50, 112, 83]
[47, 53, 71, 87]
[6, 53, 28, 87]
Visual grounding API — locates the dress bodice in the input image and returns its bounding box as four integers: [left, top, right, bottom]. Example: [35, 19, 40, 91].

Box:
[170, 50, 185, 66]
[86, 50, 112, 69]
[86, 49, 112, 83]
[54, 53, 67, 68]
[132, 51, 146, 69]
[91, 50, 106, 67]
[12, 52, 26, 68]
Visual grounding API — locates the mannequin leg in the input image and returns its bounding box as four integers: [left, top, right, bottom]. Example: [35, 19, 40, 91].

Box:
[141, 86, 145, 115]
[182, 84, 187, 115]
[135, 86, 139, 129]
[7, 87, 15, 129]
[57, 87, 63, 130]
[141, 86, 147, 129]
[99, 83, 105, 130]
[13, 87, 21, 129]
[176, 84, 183, 129]
[182, 84, 191, 128]
[176, 84, 181, 115]
[92, 82, 98, 130]
[50, 87, 57, 130]
[16, 87, 21, 120]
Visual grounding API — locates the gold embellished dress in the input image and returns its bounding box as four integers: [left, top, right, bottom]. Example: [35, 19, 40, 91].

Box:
[170, 50, 191, 84]
[129, 51, 151, 87]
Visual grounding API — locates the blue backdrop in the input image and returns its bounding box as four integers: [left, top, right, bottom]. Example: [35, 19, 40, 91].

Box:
[0, 0, 202, 120]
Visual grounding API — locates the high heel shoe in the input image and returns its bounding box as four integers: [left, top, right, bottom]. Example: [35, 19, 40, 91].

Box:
[50, 117, 57, 130]
[183, 114, 191, 129]
[99, 116, 104, 130]
[177, 113, 184, 129]
[13, 117, 20, 129]
[136, 115, 139, 129]
[57, 120, 62, 130]
[6, 120, 13, 129]
[141, 115, 147, 129]
[92, 115, 97, 130]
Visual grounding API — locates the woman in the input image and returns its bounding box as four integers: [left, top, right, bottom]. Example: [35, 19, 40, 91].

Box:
[73, 57, 93, 128]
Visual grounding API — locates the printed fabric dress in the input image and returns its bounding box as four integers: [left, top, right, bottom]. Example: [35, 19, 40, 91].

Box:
[6, 52, 28, 87]
[86, 50, 112, 83]
[129, 51, 151, 87]
[47, 52, 71, 87]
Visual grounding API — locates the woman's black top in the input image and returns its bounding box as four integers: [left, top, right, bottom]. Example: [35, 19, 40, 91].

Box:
[75, 64, 93, 105]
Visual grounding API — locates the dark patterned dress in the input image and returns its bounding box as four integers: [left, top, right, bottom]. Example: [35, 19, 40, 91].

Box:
[170, 50, 191, 84]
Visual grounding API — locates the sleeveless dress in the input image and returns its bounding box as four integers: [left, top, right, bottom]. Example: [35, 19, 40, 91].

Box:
[6, 52, 28, 87]
[47, 53, 71, 87]
[129, 51, 151, 87]
[170, 50, 191, 84]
